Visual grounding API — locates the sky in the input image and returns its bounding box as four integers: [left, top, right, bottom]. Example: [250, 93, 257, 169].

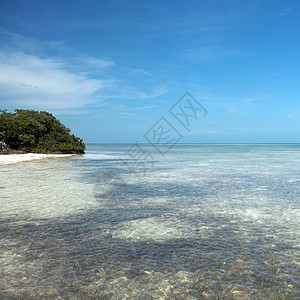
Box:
[0, 0, 299, 143]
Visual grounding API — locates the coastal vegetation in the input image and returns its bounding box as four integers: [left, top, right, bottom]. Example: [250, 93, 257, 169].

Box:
[0, 109, 85, 153]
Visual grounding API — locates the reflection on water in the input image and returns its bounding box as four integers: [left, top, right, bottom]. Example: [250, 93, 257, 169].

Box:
[0, 144, 300, 299]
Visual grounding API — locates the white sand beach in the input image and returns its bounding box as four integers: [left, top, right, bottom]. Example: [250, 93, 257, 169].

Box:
[0, 153, 75, 165]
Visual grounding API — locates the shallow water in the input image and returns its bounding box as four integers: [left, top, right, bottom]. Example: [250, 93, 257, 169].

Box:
[1, 144, 299, 299]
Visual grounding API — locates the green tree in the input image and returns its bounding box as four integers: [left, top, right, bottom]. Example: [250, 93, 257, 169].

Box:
[0, 109, 85, 153]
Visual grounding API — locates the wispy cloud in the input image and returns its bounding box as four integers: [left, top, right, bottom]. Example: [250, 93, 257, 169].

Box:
[276, 6, 292, 17]
[243, 94, 271, 103]
[181, 46, 241, 63]
[0, 51, 108, 109]
[99, 85, 170, 101]
[52, 109, 94, 116]
[128, 105, 156, 111]
[0, 30, 170, 114]
[269, 72, 280, 77]
[286, 112, 299, 119]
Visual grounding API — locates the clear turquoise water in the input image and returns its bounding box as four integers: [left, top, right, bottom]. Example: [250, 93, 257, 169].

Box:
[0, 144, 299, 299]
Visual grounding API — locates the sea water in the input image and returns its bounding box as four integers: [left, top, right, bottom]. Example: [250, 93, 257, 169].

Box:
[0, 144, 299, 299]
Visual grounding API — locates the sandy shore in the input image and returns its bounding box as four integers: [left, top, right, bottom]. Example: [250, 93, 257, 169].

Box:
[0, 153, 75, 165]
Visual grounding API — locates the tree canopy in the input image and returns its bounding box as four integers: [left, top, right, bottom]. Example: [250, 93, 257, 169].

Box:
[0, 109, 85, 153]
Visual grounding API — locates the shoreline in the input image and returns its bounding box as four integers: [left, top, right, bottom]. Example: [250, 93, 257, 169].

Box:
[0, 153, 78, 165]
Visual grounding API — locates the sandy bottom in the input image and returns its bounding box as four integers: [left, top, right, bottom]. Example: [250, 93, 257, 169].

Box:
[0, 153, 74, 165]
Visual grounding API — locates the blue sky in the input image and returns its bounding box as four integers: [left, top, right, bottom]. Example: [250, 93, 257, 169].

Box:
[0, 0, 299, 143]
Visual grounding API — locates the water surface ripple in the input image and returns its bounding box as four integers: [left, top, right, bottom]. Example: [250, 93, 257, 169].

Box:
[0, 144, 299, 299]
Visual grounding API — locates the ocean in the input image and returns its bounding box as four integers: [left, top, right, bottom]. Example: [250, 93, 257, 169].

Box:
[0, 144, 299, 299]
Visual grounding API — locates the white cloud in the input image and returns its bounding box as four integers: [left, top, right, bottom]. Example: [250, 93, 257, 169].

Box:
[243, 94, 271, 103]
[101, 86, 169, 100]
[128, 105, 156, 111]
[0, 31, 170, 115]
[0, 51, 109, 109]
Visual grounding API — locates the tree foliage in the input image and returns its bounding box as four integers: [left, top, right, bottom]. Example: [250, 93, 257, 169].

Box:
[0, 109, 85, 153]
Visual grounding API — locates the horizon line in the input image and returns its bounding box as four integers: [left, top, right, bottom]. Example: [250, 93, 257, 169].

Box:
[85, 142, 300, 145]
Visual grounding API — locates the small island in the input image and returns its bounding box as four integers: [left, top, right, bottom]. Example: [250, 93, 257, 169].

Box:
[0, 109, 85, 154]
